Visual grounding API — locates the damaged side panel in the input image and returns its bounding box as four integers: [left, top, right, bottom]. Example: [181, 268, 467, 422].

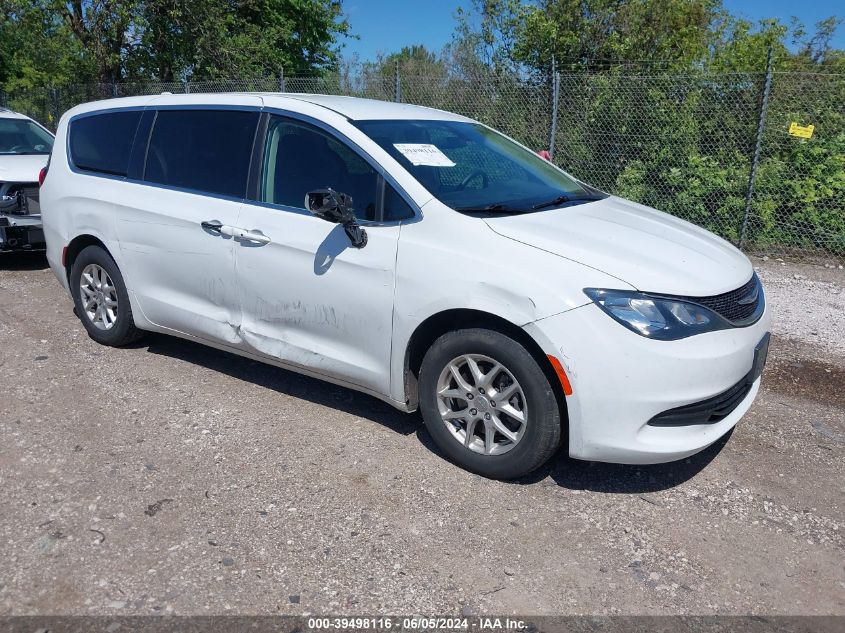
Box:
[234, 203, 400, 396]
[388, 199, 632, 404]
[114, 181, 243, 346]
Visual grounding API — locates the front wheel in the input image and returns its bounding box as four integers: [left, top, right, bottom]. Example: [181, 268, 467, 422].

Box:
[419, 328, 562, 479]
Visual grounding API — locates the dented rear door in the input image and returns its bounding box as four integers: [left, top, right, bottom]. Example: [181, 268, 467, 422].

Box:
[116, 101, 261, 345]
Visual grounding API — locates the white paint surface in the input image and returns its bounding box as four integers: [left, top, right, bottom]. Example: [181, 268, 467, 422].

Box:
[41, 92, 770, 466]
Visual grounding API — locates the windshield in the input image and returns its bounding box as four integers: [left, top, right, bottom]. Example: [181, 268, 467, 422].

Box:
[0, 118, 54, 155]
[353, 119, 604, 214]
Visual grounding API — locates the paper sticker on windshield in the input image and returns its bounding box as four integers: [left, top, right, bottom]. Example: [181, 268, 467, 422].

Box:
[393, 143, 456, 167]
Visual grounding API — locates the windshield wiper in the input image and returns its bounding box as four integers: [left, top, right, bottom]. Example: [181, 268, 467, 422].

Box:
[532, 193, 603, 210]
[454, 203, 525, 214]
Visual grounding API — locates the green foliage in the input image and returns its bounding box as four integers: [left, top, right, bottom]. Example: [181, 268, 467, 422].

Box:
[561, 70, 845, 255]
[0, 0, 350, 86]
[0, 0, 95, 88]
[455, 0, 844, 74]
[375, 45, 448, 79]
[616, 153, 749, 243]
[752, 129, 845, 253]
[520, 0, 723, 70]
[448, 1, 845, 257]
[181, 0, 351, 79]
[1, 0, 843, 256]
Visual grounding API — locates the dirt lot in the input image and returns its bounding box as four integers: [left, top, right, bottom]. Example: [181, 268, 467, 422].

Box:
[0, 253, 843, 616]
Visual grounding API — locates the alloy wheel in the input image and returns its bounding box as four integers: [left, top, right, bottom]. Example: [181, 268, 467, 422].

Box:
[79, 263, 118, 330]
[435, 354, 528, 455]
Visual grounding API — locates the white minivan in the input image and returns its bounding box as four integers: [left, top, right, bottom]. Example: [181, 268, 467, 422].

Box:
[41, 93, 770, 479]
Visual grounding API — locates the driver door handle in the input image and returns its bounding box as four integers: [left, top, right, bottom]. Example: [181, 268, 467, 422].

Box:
[234, 229, 271, 245]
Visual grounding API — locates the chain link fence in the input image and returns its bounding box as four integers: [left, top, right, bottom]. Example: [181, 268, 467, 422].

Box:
[2, 68, 843, 263]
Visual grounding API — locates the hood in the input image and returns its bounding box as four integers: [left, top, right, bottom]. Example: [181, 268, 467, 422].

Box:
[0, 154, 49, 183]
[483, 195, 753, 296]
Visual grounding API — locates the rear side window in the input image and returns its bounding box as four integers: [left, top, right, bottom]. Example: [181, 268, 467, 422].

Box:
[144, 109, 258, 198]
[69, 111, 142, 176]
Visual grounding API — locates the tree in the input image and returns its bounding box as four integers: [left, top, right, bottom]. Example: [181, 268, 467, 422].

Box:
[352, 44, 449, 101]
[60, 0, 140, 83]
[453, 0, 725, 74]
[363, 45, 448, 81]
[451, 0, 528, 75]
[129, 0, 192, 82]
[447, 1, 845, 255]
[1, 0, 351, 88]
[453, 0, 843, 74]
[0, 0, 95, 89]
[182, 0, 351, 80]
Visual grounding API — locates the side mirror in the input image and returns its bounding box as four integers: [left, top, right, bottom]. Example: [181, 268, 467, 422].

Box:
[305, 188, 367, 249]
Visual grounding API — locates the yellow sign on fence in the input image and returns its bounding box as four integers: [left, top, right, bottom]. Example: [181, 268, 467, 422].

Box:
[788, 122, 814, 138]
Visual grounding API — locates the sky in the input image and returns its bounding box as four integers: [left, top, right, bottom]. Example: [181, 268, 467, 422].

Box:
[341, 0, 845, 62]
[341, 0, 468, 61]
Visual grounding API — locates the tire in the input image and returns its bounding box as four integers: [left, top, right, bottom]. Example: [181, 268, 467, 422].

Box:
[419, 328, 561, 479]
[69, 245, 143, 346]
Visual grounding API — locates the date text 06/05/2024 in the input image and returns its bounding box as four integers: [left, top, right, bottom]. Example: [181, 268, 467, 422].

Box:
[306, 617, 528, 630]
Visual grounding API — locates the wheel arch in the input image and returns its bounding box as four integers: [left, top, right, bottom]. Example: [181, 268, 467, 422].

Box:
[64, 234, 112, 282]
[403, 308, 569, 426]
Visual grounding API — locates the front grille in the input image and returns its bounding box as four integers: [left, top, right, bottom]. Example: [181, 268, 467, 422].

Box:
[679, 274, 761, 324]
[647, 372, 754, 427]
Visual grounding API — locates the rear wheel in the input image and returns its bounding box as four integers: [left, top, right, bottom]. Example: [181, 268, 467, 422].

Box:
[419, 328, 561, 479]
[70, 245, 143, 346]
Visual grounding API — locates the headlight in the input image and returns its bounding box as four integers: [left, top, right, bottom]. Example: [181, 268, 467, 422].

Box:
[583, 288, 729, 340]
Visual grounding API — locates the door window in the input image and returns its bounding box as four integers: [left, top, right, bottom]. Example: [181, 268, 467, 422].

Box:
[383, 182, 414, 222]
[259, 117, 381, 221]
[69, 110, 141, 176]
[143, 109, 259, 198]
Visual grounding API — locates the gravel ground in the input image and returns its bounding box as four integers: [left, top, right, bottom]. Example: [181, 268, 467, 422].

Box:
[0, 254, 843, 616]
[756, 258, 845, 358]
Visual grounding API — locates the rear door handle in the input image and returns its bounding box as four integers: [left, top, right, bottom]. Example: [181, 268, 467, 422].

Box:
[202, 220, 270, 245]
[201, 219, 223, 233]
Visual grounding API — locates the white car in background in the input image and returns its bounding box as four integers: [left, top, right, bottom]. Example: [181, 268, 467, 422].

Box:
[0, 107, 53, 251]
[40, 93, 770, 479]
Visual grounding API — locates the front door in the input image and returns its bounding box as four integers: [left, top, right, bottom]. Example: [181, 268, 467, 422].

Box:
[234, 114, 414, 395]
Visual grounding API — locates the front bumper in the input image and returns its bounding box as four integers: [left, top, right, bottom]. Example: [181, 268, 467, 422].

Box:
[0, 214, 45, 251]
[524, 300, 771, 464]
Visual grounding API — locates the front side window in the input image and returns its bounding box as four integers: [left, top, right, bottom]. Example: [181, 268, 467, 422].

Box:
[259, 116, 381, 221]
[144, 109, 258, 198]
[354, 119, 604, 214]
[383, 182, 414, 222]
[69, 111, 139, 175]
[0, 118, 54, 155]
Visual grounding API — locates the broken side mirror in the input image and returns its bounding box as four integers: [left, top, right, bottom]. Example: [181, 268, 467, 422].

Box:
[305, 188, 368, 249]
